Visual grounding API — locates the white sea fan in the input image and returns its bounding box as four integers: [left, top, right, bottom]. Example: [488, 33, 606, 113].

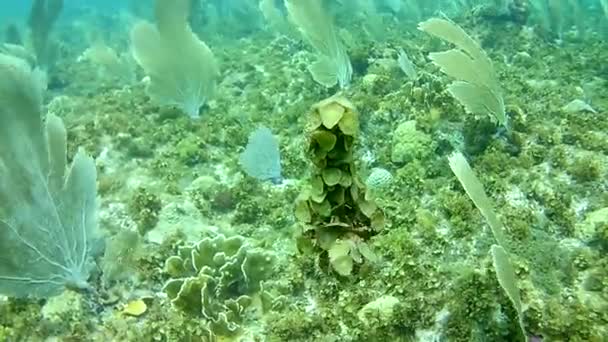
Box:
[130, 0, 219, 118]
[0, 53, 99, 298]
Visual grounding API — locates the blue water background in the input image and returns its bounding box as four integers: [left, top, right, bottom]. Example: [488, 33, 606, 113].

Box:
[1, 1, 606, 24]
[0, 0, 133, 24]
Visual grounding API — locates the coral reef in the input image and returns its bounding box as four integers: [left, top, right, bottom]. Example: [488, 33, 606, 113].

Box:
[1, 1, 607, 341]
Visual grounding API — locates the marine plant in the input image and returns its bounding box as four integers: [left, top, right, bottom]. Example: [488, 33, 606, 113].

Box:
[100, 230, 141, 283]
[27, 0, 63, 70]
[163, 234, 273, 336]
[259, 0, 292, 35]
[419, 18, 507, 127]
[448, 152, 527, 341]
[294, 96, 384, 276]
[4, 24, 22, 45]
[285, 0, 353, 88]
[130, 0, 219, 118]
[80, 41, 135, 85]
[0, 53, 99, 298]
[528, 0, 585, 38]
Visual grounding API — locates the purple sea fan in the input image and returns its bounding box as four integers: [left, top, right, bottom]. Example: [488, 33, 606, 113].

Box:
[239, 127, 282, 183]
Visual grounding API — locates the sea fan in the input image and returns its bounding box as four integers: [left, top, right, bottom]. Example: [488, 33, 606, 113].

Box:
[130, 0, 219, 118]
[239, 127, 282, 183]
[0, 53, 99, 298]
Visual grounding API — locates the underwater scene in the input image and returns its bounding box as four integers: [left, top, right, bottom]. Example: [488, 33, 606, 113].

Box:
[0, 0, 607, 341]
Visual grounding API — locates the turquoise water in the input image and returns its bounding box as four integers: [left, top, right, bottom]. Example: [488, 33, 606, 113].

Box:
[0, 1, 607, 341]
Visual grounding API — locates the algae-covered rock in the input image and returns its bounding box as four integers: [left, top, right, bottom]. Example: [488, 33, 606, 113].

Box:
[163, 234, 273, 336]
[101, 230, 142, 283]
[42, 291, 85, 323]
[128, 186, 162, 235]
[357, 295, 400, 326]
[390, 120, 434, 165]
[576, 207, 608, 242]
